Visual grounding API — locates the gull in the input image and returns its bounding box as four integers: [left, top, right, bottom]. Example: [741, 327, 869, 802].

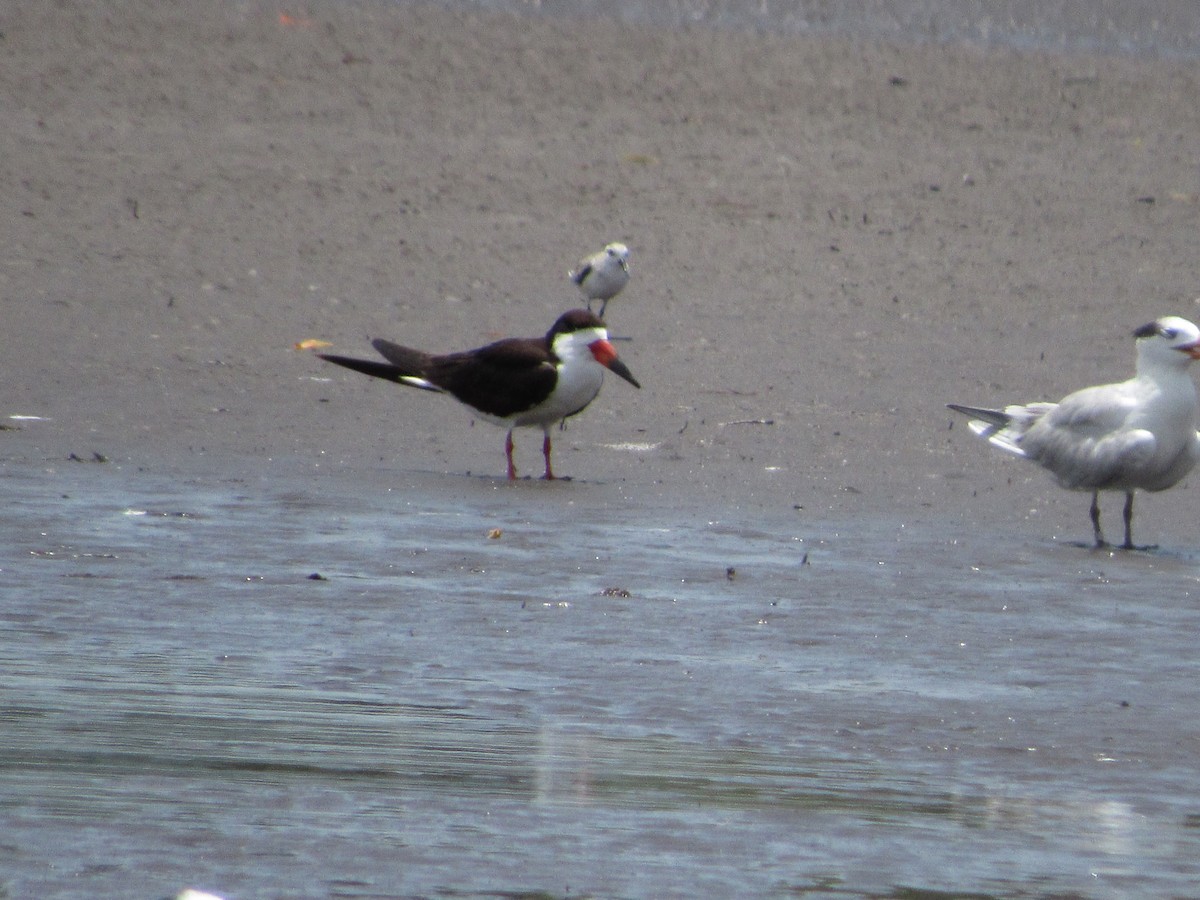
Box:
[570, 242, 630, 317]
[949, 316, 1200, 549]
[320, 309, 639, 480]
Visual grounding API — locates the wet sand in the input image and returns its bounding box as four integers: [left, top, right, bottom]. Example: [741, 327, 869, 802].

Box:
[6, 461, 1200, 898]
[5, 0, 1200, 541]
[6, 6, 1200, 896]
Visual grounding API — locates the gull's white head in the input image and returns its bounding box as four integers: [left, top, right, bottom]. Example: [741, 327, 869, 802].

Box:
[1134, 316, 1200, 371]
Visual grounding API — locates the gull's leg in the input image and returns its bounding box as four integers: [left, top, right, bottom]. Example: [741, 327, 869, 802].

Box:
[1120, 491, 1136, 550]
[1090, 490, 1107, 548]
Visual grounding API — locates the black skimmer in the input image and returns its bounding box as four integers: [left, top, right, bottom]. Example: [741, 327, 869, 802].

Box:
[570, 242, 630, 318]
[949, 315, 1200, 549]
[319, 309, 640, 480]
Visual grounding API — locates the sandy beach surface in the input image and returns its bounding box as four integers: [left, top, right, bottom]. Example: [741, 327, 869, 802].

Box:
[5, 3, 1200, 898]
[4, 0, 1199, 532]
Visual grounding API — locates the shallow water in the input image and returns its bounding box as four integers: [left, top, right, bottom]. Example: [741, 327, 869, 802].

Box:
[4, 459, 1200, 898]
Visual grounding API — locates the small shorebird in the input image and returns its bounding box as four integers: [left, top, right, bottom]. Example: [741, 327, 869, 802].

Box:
[320, 309, 640, 480]
[570, 242, 630, 317]
[949, 316, 1200, 549]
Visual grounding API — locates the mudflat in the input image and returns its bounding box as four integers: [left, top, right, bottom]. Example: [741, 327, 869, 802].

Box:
[5, 0, 1200, 539]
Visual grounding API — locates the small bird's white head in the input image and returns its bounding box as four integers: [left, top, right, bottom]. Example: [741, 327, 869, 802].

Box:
[603, 242, 631, 273]
[1134, 316, 1200, 371]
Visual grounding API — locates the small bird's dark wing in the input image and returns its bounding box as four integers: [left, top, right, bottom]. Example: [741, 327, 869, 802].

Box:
[426, 337, 557, 418]
[570, 263, 592, 286]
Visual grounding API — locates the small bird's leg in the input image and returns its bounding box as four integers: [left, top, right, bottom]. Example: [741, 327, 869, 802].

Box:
[1090, 490, 1107, 548]
[598, 299, 609, 318]
[505, 430, 518, 480]
[541, 430, 556, 480]
[1120, 491, 1136, 550]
